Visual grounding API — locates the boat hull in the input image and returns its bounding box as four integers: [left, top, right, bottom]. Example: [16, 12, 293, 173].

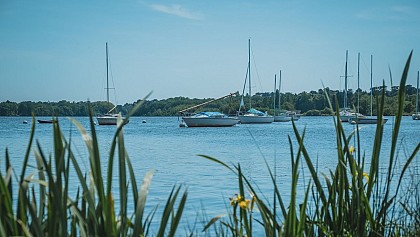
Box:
[96, 114, 128, 125]
[238, 115, 274, 124]
[413, 113, 420, 120]
[349, 116, 388, 124]
[274, 115, 291, 122]
[340, 111, 364, 122]
[37, 119, 56, 124]
[182, 117, 239, 127]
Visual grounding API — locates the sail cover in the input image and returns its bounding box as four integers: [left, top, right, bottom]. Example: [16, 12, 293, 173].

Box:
[247, 108, 265, 116]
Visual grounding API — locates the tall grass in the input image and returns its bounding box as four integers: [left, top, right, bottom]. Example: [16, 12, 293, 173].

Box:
[1, 52, 419, 236]
[0, 93, 188, 237]
[202, 51, 419, 236]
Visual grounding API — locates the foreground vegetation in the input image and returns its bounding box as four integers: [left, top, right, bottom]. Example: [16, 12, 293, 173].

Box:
[1, 53, 419, 236]
[0, 84, 419, 116]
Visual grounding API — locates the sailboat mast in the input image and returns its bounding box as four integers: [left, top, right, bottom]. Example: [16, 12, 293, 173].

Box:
[357, 53, 360, 114]
[370, 55, 373, 116]
[279, 70, 282, 111]
[273, 74, 276, 116]
[344, 50, 348, 111]
[416, 71, 419, 114]
[248, 38, 252, 109]
[106, 42, 110, 105]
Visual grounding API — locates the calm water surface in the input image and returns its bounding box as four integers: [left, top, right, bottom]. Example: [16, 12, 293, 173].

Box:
[0, 116, 418, 235]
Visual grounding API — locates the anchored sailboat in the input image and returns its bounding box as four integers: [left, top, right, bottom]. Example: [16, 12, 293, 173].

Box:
[349, 55, 388, 124]
[237, 39, 274, 124]
[273, 71, 291, 122]
[96, 42, 127, 125]
[178, 93, 239, 127]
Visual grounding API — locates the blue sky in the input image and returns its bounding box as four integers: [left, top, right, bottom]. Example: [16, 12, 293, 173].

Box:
[1, 1, 419, 104]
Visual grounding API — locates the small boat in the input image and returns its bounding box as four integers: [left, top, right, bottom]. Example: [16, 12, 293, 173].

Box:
[412, 71, 420, 120]
[96, 113, 124, 125]
[349, 116, 388, 125]
[96, 42, 127, 126]
[237, 39, 273, 124]
[340, 110, 364, 122]
[23, 120, 28, 124]
[37, 119, 56, 124]
[349, 55, 387, 125]
[273, 71, 291, 122]
[181, 112, 239, 127]
[286, 111, 302, 121]
[237, 109, 274, 124]
[179, 93, 239, 127]
[275, 114, 292, 122]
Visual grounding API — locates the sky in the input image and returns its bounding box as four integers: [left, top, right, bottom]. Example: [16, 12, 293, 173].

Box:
[1, 1, 420, 104]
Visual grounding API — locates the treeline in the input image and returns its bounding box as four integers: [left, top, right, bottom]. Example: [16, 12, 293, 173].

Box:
[1, 85, 418, 116]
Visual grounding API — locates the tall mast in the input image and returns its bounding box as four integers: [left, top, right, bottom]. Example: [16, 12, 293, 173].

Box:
[279, 70, 282, 111]
[344, 50, 348, 111]
[416, 71, 419, 114]
[357, 52, 360, 114]
[273, 74, 277, 115]
[370, 55, 373, 116]
[106, 42, 110, 105]
[248, 38, 252, 109]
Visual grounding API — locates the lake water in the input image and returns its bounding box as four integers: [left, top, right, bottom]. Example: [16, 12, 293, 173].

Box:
[0, 116, 418, 235]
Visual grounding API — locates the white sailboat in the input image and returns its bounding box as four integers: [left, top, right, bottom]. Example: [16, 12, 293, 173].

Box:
[96, 42, 127, 125]
[237, 39, 274, 124]
[179, 93, 239, 127]
[349, 55, 388, 125]
[274, 71, 291, 122]
[339, 50, 364, 122]
[412, 71, 420, 120]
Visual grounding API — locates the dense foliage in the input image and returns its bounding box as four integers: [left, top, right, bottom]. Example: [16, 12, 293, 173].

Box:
[0, 84, 418, 116]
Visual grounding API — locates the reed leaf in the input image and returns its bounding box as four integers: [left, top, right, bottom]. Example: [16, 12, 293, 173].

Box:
[168, 188, 188, 237]
[157, 185, 182, 237]
[132, 170, 154, 236]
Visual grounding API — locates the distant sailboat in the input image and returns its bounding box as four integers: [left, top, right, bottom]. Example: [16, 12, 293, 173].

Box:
[178, 92, 239, 127]
[273, 71, 291, 122]
[413, 71, 420, 120]
[96, 42, 127, 125]
[349, 55, 388, 125]
[339, 50, 364, 122]
[237, 39, 274, 124]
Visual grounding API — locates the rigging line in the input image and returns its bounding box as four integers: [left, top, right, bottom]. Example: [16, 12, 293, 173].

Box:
[239, 64, 249, 112]
[107, 50, 118, 106]
[360, 54, 372, 91]
[251, 46, 263, 93]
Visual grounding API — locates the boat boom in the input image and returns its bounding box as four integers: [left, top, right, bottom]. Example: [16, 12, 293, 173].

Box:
[178, 92, 238, 114]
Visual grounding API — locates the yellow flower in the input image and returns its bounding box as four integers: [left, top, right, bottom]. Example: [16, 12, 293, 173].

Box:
[363, 172, 369, 182]
[349, 146, 355, 154]
[239, 200, 248, 209]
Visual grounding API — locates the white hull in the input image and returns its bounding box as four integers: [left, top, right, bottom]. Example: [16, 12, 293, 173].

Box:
[349, 116, 388, 125]
[413, 113, 420, 120]
[274, 115, 291, 122]
[238, 115, 274, 124]
[288, 114, 301, 121]
[340, 111, 364, 122]
[97, 114, 127, 125]
[182, 117, 239, 127]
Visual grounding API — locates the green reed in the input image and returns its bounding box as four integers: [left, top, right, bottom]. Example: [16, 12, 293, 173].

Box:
[202, 51, 419, 236]
[0, 92, 188, 237]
